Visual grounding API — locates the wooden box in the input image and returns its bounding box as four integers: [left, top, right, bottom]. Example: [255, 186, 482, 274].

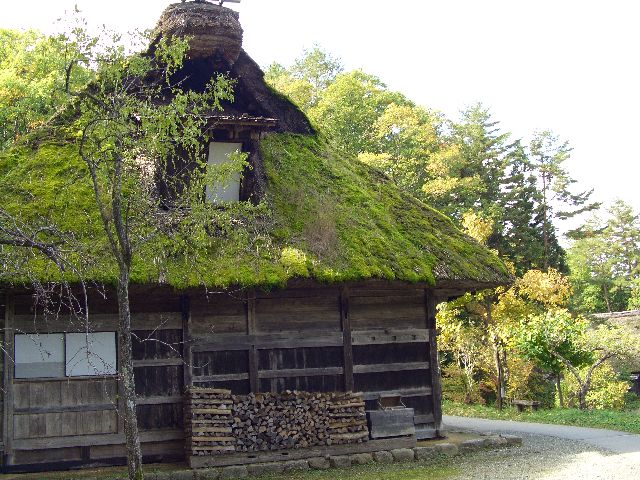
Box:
[366, 408, 415, 439]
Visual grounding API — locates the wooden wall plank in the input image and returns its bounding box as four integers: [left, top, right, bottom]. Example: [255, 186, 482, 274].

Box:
[190, 293, 246, 336]
[349, 290, 426, 330]
[246, 291, 259, 393]
[353, 361, 429, 374]
[258, 367, 343, 379]
[340, 287, 354, 392]
[11, 429, 183, 450]
[181, 295, 193, 390]
[3, 294, 15, 463]
[255, 295, 341, 333]
[191, 332, 343, 352]
[426, 290, 442, 433]
[12, 312, 181, 333]
[351, 328, 428, 345]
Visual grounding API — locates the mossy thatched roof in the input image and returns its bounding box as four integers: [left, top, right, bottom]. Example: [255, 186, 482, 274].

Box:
[0, 1, 511, 292]
[0, 129, 511, 291]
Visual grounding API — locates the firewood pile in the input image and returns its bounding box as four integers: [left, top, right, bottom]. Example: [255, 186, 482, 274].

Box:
[185, 387, 235, 456]
[232, 391, 368, 451]
[185, 388, 368, 456]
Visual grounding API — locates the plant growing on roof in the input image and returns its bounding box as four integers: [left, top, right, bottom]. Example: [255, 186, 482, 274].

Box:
[1, 23, 241, 478]
[73, 30, 238, 479]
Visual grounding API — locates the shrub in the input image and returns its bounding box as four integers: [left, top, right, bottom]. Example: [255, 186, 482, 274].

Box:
[507, 357, 556, 409]
[563, 363, 629, 410]
[441, 364, 483, 404]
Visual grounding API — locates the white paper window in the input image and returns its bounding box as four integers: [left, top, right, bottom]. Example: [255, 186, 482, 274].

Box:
[205, 142, 242, 203]
[65, 332, 117, 377]
[14, 332, 117, 378]
[14, 333, 65, 378]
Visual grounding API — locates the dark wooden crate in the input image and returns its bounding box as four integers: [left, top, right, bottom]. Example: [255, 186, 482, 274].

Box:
[366, 408, 415, 439]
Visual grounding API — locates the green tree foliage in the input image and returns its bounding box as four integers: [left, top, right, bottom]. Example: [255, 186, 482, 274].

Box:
[529, 131, 599, 268]
[360, 103, 444, 193]
[568, 200, 640, 313]
[425, 104, 511, 220]
[309, 70, 411, 157]
[518, 309, 639, 409]
[0, 28, 92, 150]
[562, 362, 629, 410]
[517, 309, 592, 381]
[496, 143, 555, 274]
[264, 45, 342, 112]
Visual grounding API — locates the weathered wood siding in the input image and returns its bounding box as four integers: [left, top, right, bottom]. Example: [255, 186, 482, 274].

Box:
[188, 283, 438, 427]
[2, 289, 185, 468]
[2, 281, 442, 469]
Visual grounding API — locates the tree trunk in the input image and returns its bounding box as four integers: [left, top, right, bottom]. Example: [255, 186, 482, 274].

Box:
[602, 284, 612, 312]
[493, 339, 505, 410]
[542, 171, 549, 270]
[556, 372, 564, 408]
[484, 300, 505, 410]
[116, 272, 144, 480]
[577, 384, 588, 410]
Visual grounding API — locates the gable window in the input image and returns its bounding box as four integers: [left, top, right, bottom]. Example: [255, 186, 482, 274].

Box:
[205, 142, 242, 203]
[14, 332, 117, 379]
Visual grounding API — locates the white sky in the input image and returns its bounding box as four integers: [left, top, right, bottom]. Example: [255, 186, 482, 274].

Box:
[2, 0, 639, 230]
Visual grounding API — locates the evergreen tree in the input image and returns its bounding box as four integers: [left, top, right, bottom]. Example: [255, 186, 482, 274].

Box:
[529, 131, 599, 269]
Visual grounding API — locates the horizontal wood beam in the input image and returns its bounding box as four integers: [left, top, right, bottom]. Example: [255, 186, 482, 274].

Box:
[13, 312, 182, 331]
[362, 387, 432, 401]
[133, 358, 183, 368]
[136, 395, 183, 406]
[351, 328, 429, 345]
[258, 367, 343, 379]
[12, 429, 184, 450]
[14, 404, 116, 415]
[192, 373, 249, 382]
[191, 333, 343, 352]
[353, 361, 429, 374]
[13, 377, 118, 384]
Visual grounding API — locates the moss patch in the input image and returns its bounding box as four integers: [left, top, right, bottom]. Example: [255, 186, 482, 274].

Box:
[0, 133, 510, 289]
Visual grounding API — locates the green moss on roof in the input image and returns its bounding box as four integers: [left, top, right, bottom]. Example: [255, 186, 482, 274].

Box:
[261, 134, 510, 287]
[0, 132, 511, 289]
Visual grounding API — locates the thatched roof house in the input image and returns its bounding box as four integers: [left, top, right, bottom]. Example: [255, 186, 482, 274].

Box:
[0, 1, 511, 472]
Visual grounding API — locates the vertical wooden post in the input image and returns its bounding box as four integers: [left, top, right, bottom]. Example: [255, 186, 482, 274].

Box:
[181, 294, 193, 389]
[246, 290, 259, 393]
[3, 293, 15, 466]
[426, 290, 442, 434]
[340, 287, 354, 392]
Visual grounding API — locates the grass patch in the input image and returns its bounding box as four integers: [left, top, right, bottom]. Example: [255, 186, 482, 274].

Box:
[258, 461, 457, 480]
[443, 399, 640, 434]
[0, 461, 458, 480]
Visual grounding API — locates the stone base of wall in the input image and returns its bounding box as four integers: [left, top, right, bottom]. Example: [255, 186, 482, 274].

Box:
[153, 433, 519, 480]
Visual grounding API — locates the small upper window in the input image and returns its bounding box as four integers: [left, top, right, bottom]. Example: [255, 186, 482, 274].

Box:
[205, 142, 242, 203]
[14, 332, 117, 379]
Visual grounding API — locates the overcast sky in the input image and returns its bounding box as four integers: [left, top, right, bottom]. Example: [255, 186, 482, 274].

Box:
[2, 0, 639, 230]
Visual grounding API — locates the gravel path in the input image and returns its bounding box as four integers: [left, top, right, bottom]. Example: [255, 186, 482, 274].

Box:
[444, 415, 640, 453]
[442, 417, 640, 480]
[444, 433, 640, 480]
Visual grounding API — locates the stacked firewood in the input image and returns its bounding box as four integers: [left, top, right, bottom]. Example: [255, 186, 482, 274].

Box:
[326, 392, 369, 444]
[231, 391, 367, 452]
[186, 388, 368, 455]
[185, 387, 235, 456]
